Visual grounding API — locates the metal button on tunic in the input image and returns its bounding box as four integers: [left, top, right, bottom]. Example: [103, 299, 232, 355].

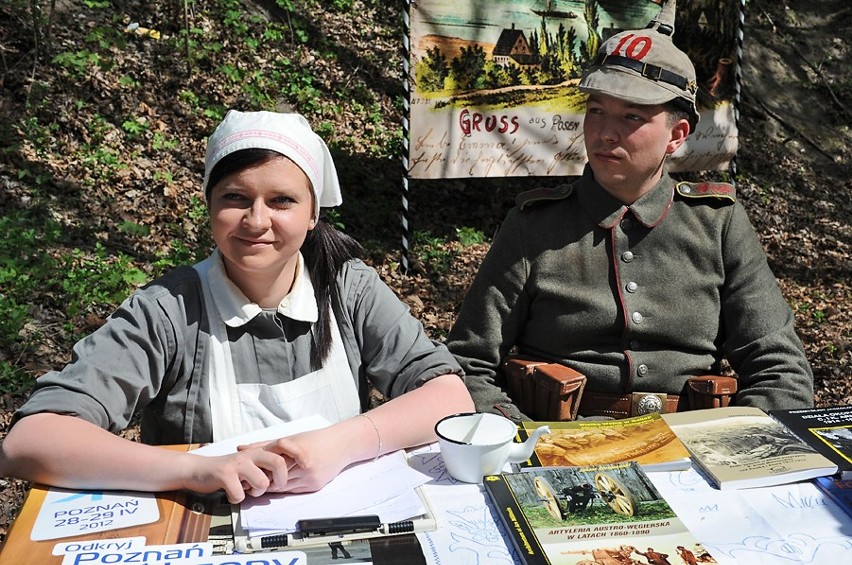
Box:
[626, 281, 638, 293]
[622, 251, 634, 262]
[632, 312, 643, 323]
[637, 364, 649, 376]
[620, 218, 633, 230]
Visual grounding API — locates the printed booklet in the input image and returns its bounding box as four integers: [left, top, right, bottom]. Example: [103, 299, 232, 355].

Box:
[483, 461, 716, 565]
[517, 413, 691, 472]
[663, 406, 838, 490]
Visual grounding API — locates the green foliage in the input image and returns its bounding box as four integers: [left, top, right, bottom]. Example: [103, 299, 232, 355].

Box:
[412, 231, 455, 274]
[415, 47, 449, 92]
[0, 360, 33, 395]
[521, 499, 676, 529]
[796, 291, 829, 324]
[0, 208, 151, 380]
[86, 23, 126, 50]
[178, 88, 200, 106]
[456, 227, 486, 246]
[121, 117, 149, 139]
[59, 244, 148, 318]
[0, 211, 60, 375]
[217, 62, 244, 83]
[274, 0, 309, 42]
[117, 221, 150, 237]
[52, 50, 101, 77]
[0, 0, 411, 394]
[203, 105, 227, 122]
[0, 295, 30, 350]
[450, 45, 487, 90]
[118, 75, 141, 89]
[323, 209, 346, 232]
[151, 132, 179, 151]
[151, 239, 205, 274]
[222, 8, 249, 36]
[330, 0, 355, 11]
[0, 211, 61, 298]
[188, 195, 209, 226]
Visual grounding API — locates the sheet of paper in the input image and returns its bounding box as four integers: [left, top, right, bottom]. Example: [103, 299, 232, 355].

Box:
[240, 450, 430, 535]
[31, 488, 159, 541]
[189, 415, 332, 457]
[409, 444, 520, 565]
[650, 466, 852, 564]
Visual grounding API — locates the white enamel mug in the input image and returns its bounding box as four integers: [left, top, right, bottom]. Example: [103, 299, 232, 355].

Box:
[435, 412, 549, 483]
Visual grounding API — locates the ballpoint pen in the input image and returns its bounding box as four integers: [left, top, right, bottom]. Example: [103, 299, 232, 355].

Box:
[234, 515, 423, 552]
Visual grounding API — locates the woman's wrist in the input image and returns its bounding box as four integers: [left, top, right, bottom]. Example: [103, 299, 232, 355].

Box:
[358, 413, 382, 461]
[336, 413, 385, 464]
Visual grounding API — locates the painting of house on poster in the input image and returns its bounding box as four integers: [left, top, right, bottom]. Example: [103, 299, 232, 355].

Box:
[408, 0, 740, 179]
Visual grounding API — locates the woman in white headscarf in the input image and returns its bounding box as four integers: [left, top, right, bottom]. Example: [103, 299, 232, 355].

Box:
[1, 111, 474, 502]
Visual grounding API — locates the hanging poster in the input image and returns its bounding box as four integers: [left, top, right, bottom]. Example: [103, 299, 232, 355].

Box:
[407, 0, 740, 179]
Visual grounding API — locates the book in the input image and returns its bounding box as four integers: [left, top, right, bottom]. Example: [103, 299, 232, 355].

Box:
[517, 413, 692, 472]
[769, 405, 852, 479]
[483, 461, 717, 565]
[663, 406, 838, 490]
[813, 476, 852, 520]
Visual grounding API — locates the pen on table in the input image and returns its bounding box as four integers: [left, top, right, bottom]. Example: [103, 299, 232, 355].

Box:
[234, 515, 421, 552]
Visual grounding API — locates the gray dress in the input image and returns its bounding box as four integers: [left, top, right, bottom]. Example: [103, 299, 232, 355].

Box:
[15, 258, 461, 444]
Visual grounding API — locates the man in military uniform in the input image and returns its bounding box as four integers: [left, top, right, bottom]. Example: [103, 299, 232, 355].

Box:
[446, 1, 814, 421]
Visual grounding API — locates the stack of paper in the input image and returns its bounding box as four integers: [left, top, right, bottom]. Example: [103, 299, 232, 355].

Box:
[190, 415, 432, 537]
[240, 451, 430, 536]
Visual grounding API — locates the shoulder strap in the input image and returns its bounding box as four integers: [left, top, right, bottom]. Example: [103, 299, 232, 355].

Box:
[675, 181, 737, 203]
[516, 183, 575, 210]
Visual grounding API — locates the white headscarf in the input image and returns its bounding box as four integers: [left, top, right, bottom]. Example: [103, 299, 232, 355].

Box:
[203, 110, 342, 216]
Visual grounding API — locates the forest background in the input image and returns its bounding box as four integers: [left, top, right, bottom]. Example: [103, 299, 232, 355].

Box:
[0, 0, 850, 540]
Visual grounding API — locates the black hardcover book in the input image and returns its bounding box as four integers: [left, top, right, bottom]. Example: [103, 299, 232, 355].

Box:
[770, 405, 852, 480]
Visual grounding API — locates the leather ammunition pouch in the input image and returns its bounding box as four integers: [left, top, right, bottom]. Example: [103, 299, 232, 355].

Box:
[685, 374, 738, 410]
[501, 357, 587, 421]
[502, 356, 737, 421]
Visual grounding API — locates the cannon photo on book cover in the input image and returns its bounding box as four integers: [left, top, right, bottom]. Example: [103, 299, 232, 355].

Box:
[484, 462, 717, 564]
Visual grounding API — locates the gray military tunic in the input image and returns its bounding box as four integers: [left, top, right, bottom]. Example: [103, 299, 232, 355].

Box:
[446, 166, 814, 421]
[15, 258, 461, 444]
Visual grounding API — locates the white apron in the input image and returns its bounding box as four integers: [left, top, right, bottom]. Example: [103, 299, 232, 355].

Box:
[194, 252, 360, 441]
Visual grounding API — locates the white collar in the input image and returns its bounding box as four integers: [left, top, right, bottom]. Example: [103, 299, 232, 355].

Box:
[206, 250, 318, 327]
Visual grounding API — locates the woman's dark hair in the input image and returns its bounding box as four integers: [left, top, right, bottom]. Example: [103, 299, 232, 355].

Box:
[207, 148, 364, 369]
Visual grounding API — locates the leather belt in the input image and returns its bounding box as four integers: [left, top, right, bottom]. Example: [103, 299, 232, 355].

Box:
[578, 391, 685, 419]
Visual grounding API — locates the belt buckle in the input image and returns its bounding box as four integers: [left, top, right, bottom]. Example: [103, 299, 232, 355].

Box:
[630, 392, 668, 416]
